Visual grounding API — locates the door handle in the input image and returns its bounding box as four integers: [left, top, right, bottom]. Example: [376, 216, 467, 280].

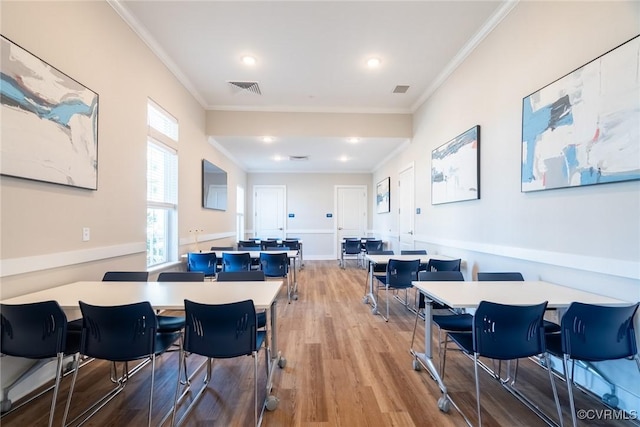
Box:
[338, 227, 343, 230]
[409, 231, 413, 235]
[278, 227, 283, 230]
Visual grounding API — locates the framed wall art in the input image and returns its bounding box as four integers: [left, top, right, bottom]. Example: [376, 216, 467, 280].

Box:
[376, 177, 390, 213]
[521, 35, 639, 192]
[1, 35, 99, 190]
[431, 125, 480, 205]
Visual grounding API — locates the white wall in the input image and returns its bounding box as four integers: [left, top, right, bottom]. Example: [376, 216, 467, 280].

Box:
[0, 1, 243, 300]
[246, 173, 372, 258]
[373, 0, 640, 413]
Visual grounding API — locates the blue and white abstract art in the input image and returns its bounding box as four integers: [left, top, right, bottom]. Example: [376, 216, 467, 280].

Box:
[1, 36, 98, 190]
[521, 35, 639, 192]
[431, 125, 480, 205]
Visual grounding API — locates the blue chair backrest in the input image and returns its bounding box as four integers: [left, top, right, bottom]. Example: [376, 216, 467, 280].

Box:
[386, 259, 420, 288]
[344, 239, 361, 254]
[418, 271, 464, 281]
[427, 258, 461, 272]
[401, 250, 427, 255]
[560, 302, 639, 361]
[238, 240, 260, 248]
[157, 272, 205, 282]
[282, 240, 300, 250]
[187, 252, 217, 276]
[216, 271, 266, 282]
[259, 252, 289, 277]
[78, 301, 158, 361]
[222, 252, 252, 272]
[1, 300, 68, 359]
[183, 299, 257, 358]
[103, 271, 149, 281]
[473, 300, 548, 360]
[238, 245, 261, 251]
[365, 240, 383, 252]
[477, 272, 523, 281]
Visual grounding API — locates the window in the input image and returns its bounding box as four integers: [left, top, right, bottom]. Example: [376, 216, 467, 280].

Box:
[236, 185, 245, 242]
[146, 100, 178, 267]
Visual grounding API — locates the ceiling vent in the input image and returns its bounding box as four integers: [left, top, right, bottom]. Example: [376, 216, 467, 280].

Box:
[392, 85, 410, 94]
[289, 155, 309, 161]
[228, 81, 262, 95]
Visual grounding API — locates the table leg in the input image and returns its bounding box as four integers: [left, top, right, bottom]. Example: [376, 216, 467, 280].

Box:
[363, 261, 378, 314]
[409, 299, 451, 412]
[292, 257, 298, 300]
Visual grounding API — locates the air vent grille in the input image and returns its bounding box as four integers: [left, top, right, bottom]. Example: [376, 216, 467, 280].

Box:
[228, 81, 262, 95]
[289, 155, 309, 161]
[393, 85, 410, 94]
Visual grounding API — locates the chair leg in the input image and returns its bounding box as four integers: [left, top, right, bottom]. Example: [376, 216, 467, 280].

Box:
[564, 355, 578, 427]
[474, 353, 483, 427]
[543, 353, 564, 427]
[62, 352, 81, 427]
[147, 355, 156, 427]
[47, 353, 65, 427]
[253, 351, 258, 427]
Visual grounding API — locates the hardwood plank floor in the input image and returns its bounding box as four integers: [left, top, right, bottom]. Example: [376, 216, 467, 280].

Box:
[1, 261, 633, 426]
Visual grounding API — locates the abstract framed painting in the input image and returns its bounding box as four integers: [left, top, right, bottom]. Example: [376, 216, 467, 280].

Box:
[431, 125, 480, 205]
[376, 177, 390, 213]
[1, 35, 99, 190]
[521, 35, 639, 192]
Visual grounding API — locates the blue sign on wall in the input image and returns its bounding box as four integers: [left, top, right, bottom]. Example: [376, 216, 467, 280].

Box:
[288, 213, 295, 218]
[326, 213, 333, 218]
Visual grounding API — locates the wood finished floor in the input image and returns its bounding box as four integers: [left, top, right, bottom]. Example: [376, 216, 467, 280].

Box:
[1, 260, 633, 426]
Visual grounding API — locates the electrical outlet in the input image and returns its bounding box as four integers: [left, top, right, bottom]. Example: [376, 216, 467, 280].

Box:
[82, 227, 90, 241]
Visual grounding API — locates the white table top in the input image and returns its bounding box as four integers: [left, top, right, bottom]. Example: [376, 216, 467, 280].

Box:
[412, 280, 630, 309]
[0, 280, 283, 310]
[365, 254, 459, 264]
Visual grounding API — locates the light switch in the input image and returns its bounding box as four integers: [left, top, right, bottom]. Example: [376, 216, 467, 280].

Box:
[82, 227, 90, 241]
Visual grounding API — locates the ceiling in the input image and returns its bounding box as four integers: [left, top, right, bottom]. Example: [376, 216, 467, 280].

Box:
[113, 1, 511, 173]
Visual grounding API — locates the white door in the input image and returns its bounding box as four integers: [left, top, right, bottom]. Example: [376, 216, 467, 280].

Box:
[254, 185, 286, 239]
[398, 163, 415, 251]
[335, 185, 367, 258]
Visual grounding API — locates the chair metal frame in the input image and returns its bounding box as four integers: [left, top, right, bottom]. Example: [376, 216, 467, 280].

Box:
[259, 252, 292, 303]
[64, 301, 180, 427]
[1, 301, 80, 427]
[446, 301, 563, 427]
[170, 299, 275, 427]
[341, 238, 361, 269]
[547, 302, 640, 427]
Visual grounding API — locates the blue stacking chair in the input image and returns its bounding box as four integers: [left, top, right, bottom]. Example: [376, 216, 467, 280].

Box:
[221, 252, 252, 272]
[374, 258, 420, 321]
[446, 301, 563, 427]
[341, 238, 361, 269]
[171, 299, 275, 427]
[546, 302, 640, 427]
[1, 301, 81, 427]
[64, 301, 180, 427]
[478, 272, 560, 334]
[259, 252, 291, 302]
[187, 252, 217, 280]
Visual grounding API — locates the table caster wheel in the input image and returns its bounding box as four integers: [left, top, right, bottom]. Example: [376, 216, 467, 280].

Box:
[602, 393, 618, 407]
[371, 307, 378, 315]
[293, 294, 299, 301]
[412, 360, 421, 371]
[438, 396, 450, 413]
[362, 296, 369, 304]
[278, 357, 287, 369]
[1, 399, 12, 413]
[266, 395, 279, 411]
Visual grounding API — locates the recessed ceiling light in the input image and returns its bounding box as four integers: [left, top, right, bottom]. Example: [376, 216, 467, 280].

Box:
[347, 137, 360, 143]
[273, 155, 283, 161]
[339, 156, 349, 162]
[242, 55, 257, 66]
[262, 136, 274, 143]
[367, 57, 381, 68]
